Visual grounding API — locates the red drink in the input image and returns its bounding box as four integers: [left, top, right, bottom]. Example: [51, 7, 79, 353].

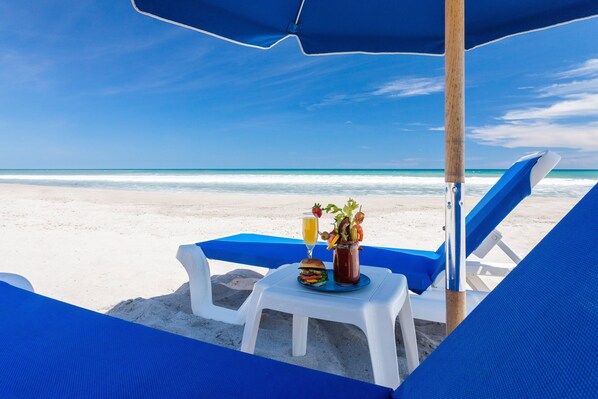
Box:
[333, 243, 360, 285]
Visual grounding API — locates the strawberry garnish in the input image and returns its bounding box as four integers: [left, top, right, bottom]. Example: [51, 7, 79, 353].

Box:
[312, 203, 322, 218]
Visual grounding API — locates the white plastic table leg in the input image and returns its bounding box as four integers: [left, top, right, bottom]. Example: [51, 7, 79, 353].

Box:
[398, 294, 419, 373]
[240, 304, 263, 354]
[363, 309, 400, 389]
[292, 315, 309, 356]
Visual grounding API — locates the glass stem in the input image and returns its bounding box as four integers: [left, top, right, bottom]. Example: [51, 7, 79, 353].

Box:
[307, 247, 313, 259]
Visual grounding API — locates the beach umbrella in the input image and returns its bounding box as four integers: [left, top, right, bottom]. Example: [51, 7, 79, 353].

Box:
[130, 0, 598, 334]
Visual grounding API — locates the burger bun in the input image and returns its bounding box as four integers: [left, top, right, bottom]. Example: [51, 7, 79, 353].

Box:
[298, 258, 325, 270]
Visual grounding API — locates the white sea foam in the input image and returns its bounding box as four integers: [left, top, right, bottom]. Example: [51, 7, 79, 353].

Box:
[0, 172, 594, 197]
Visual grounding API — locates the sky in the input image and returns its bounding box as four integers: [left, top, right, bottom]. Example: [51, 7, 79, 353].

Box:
[0, 1, 596, 169]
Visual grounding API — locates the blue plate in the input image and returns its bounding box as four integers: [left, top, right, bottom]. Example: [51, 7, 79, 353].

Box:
[297, 270, 371, 292]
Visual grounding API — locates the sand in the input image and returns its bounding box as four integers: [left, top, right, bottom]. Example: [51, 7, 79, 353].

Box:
[0, 184, 580, 384]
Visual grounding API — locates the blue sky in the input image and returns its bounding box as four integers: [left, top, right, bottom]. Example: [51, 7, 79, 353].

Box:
[0, 1, 596, 169]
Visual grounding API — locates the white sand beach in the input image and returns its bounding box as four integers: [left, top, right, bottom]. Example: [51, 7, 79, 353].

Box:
[0, 183, 581, 383]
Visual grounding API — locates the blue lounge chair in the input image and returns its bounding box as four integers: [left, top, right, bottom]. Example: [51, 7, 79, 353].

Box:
[177, 151, 560, 323]
[393, 182, 598, 398]
[1, 184, 595, 398]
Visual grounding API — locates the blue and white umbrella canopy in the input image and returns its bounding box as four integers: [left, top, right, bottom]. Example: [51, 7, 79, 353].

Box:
[131, 0, 598, 55]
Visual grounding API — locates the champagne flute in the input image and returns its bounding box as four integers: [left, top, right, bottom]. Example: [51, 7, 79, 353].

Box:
[302, 213, 318, 259]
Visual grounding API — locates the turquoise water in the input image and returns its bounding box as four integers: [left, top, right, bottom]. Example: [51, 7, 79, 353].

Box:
[0, 169, 595, 197]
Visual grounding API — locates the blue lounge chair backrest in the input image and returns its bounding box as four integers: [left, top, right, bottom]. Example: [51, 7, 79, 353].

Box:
[393, 183, 598, 398]
[430, 152, 544, 282]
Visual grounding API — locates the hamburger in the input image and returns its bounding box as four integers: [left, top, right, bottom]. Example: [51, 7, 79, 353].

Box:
[297, 258, 328, 286]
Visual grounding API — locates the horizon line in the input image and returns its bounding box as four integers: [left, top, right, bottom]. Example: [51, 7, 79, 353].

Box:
[0, 168, 597, 172]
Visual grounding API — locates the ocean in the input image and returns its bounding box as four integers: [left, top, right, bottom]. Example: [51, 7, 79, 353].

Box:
[0, 169, 595, 198]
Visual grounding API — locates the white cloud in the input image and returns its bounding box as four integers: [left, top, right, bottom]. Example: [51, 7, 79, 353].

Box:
[470, 122, 598, 151]
[556, 58, 598, 79]
[501, 93, 598, 120]
[429, 126, 445, 131]
[537, 78, 598, 97]
[472, 58, 598, 155]
[308, 93, 368, 108]
[309, 76, 443, 108]
[373, 77, 444, 98]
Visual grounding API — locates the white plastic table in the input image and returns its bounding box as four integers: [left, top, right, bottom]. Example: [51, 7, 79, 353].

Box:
[240, 263, 419, 388]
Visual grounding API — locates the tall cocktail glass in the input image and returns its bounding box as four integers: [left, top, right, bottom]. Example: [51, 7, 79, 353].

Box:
[302, 213, 318, 259]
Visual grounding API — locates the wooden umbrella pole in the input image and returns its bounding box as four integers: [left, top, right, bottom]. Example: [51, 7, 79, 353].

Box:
[444, 0, 466, 335]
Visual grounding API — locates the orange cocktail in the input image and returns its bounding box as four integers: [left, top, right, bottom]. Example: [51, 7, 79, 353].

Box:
[302, 214, 318, 258]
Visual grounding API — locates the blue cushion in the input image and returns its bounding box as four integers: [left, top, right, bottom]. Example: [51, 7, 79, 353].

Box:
[393, 184, 598, 398]
[356, 245, 442, 295]
[198, 233, 330, 268]
[198, 234, 441, 293]
[0, 281, 392, 399]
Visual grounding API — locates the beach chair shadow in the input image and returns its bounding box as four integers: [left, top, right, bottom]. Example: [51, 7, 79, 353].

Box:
[104, 269, 443, 382]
